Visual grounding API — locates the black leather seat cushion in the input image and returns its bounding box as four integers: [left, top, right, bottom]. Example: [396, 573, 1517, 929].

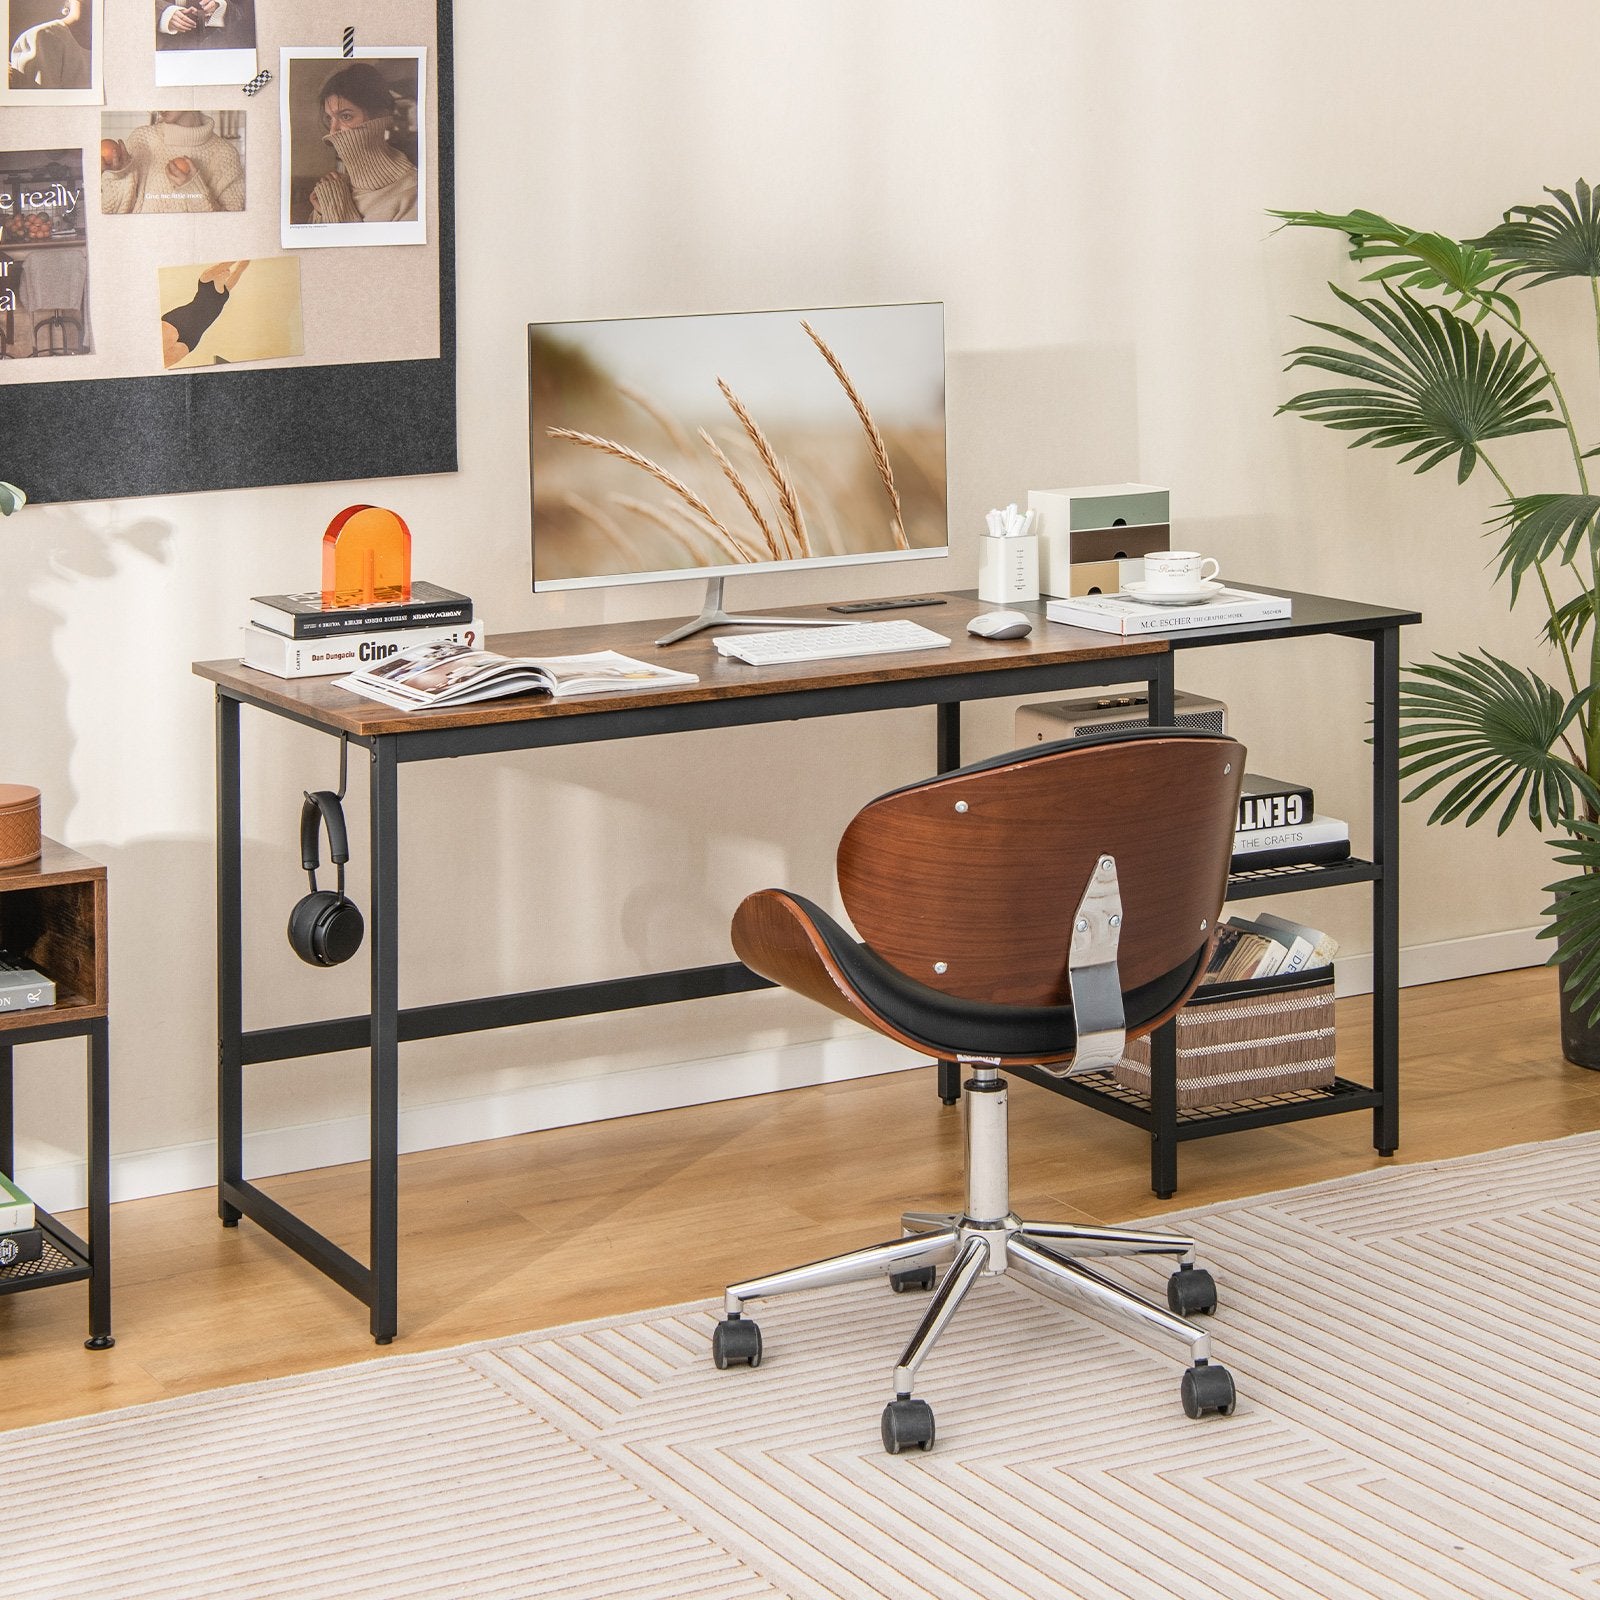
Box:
[786, 894, 1205, 1060]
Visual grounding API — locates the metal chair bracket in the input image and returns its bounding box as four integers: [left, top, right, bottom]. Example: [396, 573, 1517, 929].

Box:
[1050, 853, 1127, 1079]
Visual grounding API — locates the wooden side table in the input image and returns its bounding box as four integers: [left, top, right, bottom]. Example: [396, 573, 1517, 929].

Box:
[0, 840, 112, 1348]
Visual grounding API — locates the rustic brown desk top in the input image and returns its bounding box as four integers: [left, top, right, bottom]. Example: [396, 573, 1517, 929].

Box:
[194, 592, 1165, 738]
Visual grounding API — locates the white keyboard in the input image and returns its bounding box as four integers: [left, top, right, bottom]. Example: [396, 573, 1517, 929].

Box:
[715, 619, 952, 666]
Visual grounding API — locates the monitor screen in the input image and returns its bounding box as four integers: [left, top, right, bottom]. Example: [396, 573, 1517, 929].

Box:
[528, 302, 947, 591]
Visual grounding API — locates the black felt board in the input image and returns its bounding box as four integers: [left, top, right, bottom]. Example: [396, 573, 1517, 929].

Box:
[0, 0, 457, 504]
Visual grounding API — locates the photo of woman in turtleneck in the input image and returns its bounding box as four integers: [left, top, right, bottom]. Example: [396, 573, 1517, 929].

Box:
[308, 61, 417, 225]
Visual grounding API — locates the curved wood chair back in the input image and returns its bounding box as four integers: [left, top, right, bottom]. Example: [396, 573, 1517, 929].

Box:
[837, 732, 1244, 1008]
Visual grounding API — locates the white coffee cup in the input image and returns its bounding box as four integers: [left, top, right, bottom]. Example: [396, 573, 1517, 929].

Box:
[1142, 550, 1220, 591]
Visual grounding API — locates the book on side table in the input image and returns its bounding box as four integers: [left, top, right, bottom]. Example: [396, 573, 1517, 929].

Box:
[0, 1227, 44, 1268]
[336, 640, 699, 711]
[0, 1171, 34, 1233]
[0, 949, 55, 1013]
[0, 1171, 42, 1268]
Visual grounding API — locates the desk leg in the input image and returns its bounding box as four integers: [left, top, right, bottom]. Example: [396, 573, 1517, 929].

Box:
[1149, 655, 1176, 724]
[934, 704, 963, 1104]
[216, 690, 244, 1227]
[936, 702, 961, 774]
[1149, 1020, 1179, 1197]
[85, 1017, 113, 1349]
[1371, 625, 1401, 1157]
[1146, 653, 1181, 1194]
[0, 1043, 12, 1179]
[369, 736, 400, 1345]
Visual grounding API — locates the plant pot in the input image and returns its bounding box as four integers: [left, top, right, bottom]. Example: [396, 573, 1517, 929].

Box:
[1559, 958, 1600, 1069]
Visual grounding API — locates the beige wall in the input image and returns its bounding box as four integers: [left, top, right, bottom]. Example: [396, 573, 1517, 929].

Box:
[7, 0, 1589, 1186]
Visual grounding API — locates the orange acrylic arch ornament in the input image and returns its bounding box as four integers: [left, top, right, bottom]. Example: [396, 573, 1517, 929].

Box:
[321, 505, 412, 606]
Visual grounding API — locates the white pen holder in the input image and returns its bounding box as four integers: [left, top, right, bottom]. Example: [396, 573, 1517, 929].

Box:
[978, 533, 1039, 604]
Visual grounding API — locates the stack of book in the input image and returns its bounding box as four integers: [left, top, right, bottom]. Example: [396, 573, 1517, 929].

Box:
[242, 582, 482, 679]
[1200, 910, 1339, 987]
[0, 1171, 43, 1269]
[1044, 586, 1292, 636]
[0, 948, 55, 1014]
[1230, 772, 1350, 871]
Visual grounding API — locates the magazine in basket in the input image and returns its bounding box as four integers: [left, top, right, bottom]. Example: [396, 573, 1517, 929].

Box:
[336, 641, 698, 710]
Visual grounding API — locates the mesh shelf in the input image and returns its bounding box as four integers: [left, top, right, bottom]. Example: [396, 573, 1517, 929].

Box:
[1058, 1068, 1377, 1127]
[0, 1227, 89, 1292]
[1227, 857, 1379, 897]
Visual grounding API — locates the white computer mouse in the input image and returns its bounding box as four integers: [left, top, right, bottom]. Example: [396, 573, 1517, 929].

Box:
[967, 609, 1033, 640]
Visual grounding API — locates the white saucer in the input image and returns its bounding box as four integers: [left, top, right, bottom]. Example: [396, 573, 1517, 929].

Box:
[1122, 579, 1224, 607]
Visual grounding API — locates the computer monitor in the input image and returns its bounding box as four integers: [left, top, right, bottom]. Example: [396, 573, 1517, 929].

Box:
[528, 301, 947, 643]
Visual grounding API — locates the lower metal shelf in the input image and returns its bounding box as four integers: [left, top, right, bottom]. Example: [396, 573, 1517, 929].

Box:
[1013, 1066, 1382, 1141]
[0, 1209, 91, 1296]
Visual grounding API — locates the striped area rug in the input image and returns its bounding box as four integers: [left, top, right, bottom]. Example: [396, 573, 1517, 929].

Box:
[11, 1133, 1600, 1599]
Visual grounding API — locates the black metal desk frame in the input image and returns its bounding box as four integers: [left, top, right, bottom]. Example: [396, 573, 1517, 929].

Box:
[216, 646, 1172, 1343]
[211, 586, 1416, 1342]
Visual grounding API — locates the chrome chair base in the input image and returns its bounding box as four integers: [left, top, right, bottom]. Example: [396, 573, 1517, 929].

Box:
[716, 1066, 1237, 1452]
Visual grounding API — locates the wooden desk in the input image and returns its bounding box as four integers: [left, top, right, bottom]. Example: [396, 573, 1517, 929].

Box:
[197, 586, 1418, 1340]
[196, 592, 1171, 1342]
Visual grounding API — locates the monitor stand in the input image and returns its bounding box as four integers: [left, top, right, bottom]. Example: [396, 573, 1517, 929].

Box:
[655, 576, 852, 646]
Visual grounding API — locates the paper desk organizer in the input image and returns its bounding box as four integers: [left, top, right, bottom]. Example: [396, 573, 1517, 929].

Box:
[321, 505, 412, 606]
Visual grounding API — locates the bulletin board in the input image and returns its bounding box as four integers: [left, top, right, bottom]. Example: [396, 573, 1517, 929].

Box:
[0, 0, 455, 503]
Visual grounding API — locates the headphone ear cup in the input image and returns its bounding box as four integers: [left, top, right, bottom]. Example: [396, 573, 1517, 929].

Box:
[288, 889, 364, 967]
[288, 889, 336, 965]
[314, 894, 365, 966]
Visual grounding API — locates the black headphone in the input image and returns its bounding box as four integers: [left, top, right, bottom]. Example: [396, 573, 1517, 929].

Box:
[287, 789, 365, 967]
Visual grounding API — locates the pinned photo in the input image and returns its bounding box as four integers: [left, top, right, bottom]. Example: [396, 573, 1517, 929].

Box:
[3, 0, 102, 105]
[154, 0, 255, 90]
[158, 256, 303, 370]
[281, 47, 426, 249]
[0, 147, 92, 357]
[102, 109, 243, 214]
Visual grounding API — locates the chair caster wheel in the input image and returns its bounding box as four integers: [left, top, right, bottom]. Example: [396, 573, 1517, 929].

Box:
[712, 1316, 762, 1370]
[881, 1397, 935, 1454]
[889, 1265, 937, 1293]
[1181, 1362, 1236, 1418]
[1167, 1265, 1217, 1316]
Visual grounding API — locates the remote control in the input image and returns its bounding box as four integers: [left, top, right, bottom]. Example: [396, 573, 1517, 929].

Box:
[826, 596, 948, 614]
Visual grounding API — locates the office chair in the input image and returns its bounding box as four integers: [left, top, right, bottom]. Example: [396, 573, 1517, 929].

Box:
[715, 727, 1246, 1453]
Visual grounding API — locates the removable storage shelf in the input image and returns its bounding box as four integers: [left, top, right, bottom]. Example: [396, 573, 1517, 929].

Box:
[955, 587, 1416, 1195]
[937, 845, 1395, 1195]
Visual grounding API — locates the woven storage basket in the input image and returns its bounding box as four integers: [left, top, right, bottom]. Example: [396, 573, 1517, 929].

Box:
[1112, 972, 1335, 1109]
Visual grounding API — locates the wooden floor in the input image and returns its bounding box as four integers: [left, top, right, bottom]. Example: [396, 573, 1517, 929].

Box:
[2, 965, 1594, 1432]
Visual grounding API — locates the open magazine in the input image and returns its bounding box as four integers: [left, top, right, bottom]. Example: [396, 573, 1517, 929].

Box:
[336, 642, 699, 710]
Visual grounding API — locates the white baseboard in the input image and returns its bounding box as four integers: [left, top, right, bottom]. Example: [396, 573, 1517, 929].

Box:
[19, 924, 1550, 1214]
[19, 1029, 924, 1214]
[1332, 923, 1544, 998]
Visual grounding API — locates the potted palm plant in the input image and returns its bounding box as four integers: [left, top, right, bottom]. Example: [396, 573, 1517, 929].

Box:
[1273, 183, 1600, 1065]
